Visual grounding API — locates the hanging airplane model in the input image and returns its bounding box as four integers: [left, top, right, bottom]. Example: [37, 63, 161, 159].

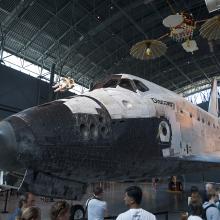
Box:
[0, 73, 220, 199]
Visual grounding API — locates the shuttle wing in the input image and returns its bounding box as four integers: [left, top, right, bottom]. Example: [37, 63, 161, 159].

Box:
[181, 153, 220, 163]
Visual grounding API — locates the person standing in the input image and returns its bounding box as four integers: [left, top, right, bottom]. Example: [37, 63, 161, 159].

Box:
[7, 195, 26, 220]
[187, 194, 203, 220]
[8, 192, 36, 220]
[116, 186, 156, 220]
[86, 186, 107, 220]
[203, 183, 214, 202]
[50, 201, 70, 220]
[19, 207, 41, 220]
[25, 192, 36, 207]
[188, 188, 203, 218]
[202, 189, 220, 220]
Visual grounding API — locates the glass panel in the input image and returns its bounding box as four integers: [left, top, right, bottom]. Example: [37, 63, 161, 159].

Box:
[133, 80, 149, 92]
[119, 79, 135, 92]
[103, 79, 118, 88]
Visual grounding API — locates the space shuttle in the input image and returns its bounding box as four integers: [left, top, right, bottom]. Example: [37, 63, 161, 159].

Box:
[0, 73, 220, 199]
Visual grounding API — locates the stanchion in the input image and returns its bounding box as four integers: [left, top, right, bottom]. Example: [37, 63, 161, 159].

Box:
[1, 190, 9, 213]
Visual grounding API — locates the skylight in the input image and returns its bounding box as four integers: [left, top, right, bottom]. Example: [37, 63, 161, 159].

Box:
[2, 51, 88, 95]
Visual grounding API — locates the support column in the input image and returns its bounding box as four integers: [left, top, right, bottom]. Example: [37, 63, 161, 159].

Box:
[48, 63, 56, 101]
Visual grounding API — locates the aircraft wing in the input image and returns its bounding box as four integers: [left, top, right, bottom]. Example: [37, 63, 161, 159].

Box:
[180, 153, 220, 164]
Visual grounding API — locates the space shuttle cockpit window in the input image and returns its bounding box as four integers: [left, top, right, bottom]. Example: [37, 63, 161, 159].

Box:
[118, 79, 136, 92]
[103, 79, 119, 88]
[133, 80, 149, 92]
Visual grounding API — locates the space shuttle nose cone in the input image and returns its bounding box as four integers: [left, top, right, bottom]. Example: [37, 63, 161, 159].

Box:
[0, 121, 19, 170]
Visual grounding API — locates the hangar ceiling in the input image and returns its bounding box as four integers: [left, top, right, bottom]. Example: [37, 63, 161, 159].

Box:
[0, 0, 220, 96]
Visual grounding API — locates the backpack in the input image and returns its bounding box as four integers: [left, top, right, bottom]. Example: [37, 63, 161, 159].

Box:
[203, 203, 217, 220]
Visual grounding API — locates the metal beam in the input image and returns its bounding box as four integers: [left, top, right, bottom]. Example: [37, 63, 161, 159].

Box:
[36, 26, 76, 62]
[66, 39, 112, 76]
[97, 1, 204, 83]
[39, 0, 154, 71]
[76, 0, 157, 80]
[36, 0, 87, 63]
[3, 41, 88, 87]
[191, 58, 211, 83]
[54, 1, 117, 68]
[36, 1, 112, 74]
[100, 0, 192, 91]
[79, 43, 128, 80]
[34, 2, 117, 78]
[35, 0, 153, 85]
[2, 0, 37, 34]
[177, 0, 212, 87]
[111, 0, 194, 86]
[54, 0, 149, 73]
[88, 1, 182, 85]
[48, 63, 56, 101]
[150, 52, 220, 82]
[159, 74, 179, 90]
[66, 31, 130, 78]
[85, 0, 150, 37]
[176, 71, 220, 96]
[73, 34, 131, 80]
[16, 0, 72, 55]
[174, 65, 219, 93]
[212, 54, 220, 72]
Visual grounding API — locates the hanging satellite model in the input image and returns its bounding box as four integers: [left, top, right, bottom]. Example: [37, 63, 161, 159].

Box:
[130, 0, 220, 60]
[130, 40, 167, 60]
[163, 12, 196, 42]
[200, 15, 220, 41]
[52, 77, 75, 92]
[163, 12, 199, 53]
[162, 11, 198, 53]
[181, 40, 198, 54]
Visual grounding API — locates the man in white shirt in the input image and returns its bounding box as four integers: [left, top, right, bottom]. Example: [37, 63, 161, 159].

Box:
[116, 186, 156, 220]
[86, 186, 108, 220]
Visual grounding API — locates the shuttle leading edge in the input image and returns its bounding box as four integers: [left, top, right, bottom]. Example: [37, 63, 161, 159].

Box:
[0, 74, 220, 199]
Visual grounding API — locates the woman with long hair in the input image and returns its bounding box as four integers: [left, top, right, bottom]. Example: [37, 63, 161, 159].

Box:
[19, 207, 41, 220]
[50, 201, 70, 220]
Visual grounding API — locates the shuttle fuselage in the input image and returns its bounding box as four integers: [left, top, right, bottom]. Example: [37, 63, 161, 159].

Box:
[0, 73, 220, 199]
